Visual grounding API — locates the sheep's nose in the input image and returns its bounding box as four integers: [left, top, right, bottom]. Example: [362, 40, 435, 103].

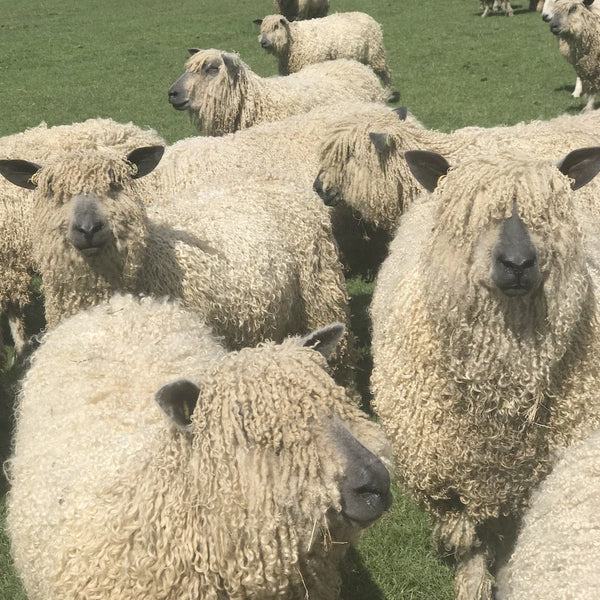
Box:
[260, 40, 271, 49]
[313, 172, 340, 207]
[76, 221, 105, 241]
[542, 13, 551, 21]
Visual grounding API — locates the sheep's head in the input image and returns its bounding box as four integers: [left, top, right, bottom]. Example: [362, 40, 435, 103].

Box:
[0, 145, 163, 284]
[253, 14, 291, 55]
[550, 0, 597, 35]
[405, 146, 600, 335]
[168, 48, 245, 134]
[155, 323, 392, 596]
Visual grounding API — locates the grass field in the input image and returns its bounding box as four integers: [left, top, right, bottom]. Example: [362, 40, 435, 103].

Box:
[0, 0, 585, 597]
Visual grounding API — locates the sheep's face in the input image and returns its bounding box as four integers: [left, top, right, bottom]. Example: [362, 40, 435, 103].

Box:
[155, 327, 393, 595]
[257, 15, 291, 54]
[550, 0, 596, 36]
[168, 49, 243, 130]
[542, 0, 556, 21]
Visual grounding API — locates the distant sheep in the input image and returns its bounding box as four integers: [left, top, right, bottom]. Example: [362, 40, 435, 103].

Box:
[496, 428, 600, 600]
[371, 147, 600, 600]
[0, 118, 165, 364]
[549, 0, 600, 111]
[480, 0, 514, 17]
[6, 293, 393, 600]
[0, 147, 357, 388]
[167, 48, 393, 135]
[254, 13, 391, 84]
[274, 0, 330, 21]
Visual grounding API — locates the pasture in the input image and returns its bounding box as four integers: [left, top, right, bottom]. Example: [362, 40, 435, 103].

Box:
[0, 0, 584, 598]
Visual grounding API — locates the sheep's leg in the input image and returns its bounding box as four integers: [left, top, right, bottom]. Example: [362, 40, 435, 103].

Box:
[583, 94, 596, 113]
[573, 77, 583, 98]
[7, 304, 28, 360]
[454, 550, 494, 600]
[481, 6, 490, 17]
[504, 0, 514, 16]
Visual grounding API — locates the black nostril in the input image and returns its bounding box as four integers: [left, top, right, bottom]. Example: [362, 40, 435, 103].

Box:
[500, 256, 536, 272]
[168, 90, 178, 99]
[542, 14, 551, 21]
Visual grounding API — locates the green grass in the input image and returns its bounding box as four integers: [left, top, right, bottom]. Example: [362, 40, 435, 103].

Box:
[0, 0, 586, 597]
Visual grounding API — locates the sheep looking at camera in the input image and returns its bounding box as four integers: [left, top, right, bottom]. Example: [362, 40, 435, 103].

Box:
[254, 13, 391, 84]
[274, 0, 330, 21]
[371, 147, 600, 600]
[495, 427, 600, 600]
[0, 147, 357, 388]
[167, 48, 393, 135]
[6, 293, 393, 600]
[549, 0, 600, 111]
[0, 118, 165, 363]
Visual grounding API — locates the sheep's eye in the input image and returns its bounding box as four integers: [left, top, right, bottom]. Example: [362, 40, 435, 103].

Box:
[568, 4, 578, 13]
[203, 62, 220, 76]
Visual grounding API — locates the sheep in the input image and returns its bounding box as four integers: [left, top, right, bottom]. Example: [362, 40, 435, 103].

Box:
[480, 0, 514, 17]
[0, 146, 358, 389]
[5, 292, 393, 600]
[253, 13, 391, 84]
[542, 0, 600, 100]
[0, 118, 165, 365]
[274, 0, 330, 21]
[313, 109, 600, 279]
[167, 48, 395, 135]
[495, 428, 600, 600]
[370, 147, 600, 600]
[549, 0, 600, 111]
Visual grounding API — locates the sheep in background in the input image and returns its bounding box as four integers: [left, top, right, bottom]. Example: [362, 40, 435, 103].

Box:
[549, 0, 600, 111]
[0, 118, 165, 365]
[254, 13, 391, 84]
[274, 0, 329, 21]
[6, 293, 392, 600]
[0, 146, 358, 388]
[495, 428, 600, 600]
[371, 147, 600, 600]
[480, 0, 514, 17]
[167, 48, 394, 135]
[313, 109, 600, 279]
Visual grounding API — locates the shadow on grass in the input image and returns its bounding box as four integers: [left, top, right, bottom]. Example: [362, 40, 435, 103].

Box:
[348, 288, 374, 415]
[341, 546, 386, 600]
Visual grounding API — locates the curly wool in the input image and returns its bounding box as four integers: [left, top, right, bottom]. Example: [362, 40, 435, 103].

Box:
[0, 119, 164, 357]
[27, 150, 356, 387]
[7, 294, 390, 600]
[180, 49, 390, 135]
[371, 153, 600, 593]
[274, 0, 330, 21]
[551, 0, 600, 98]
[496, 429, 600, 600]
[258, 13, 391, 84]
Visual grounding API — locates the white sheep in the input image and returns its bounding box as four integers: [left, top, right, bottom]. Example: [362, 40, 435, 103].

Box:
[480, 0, 514, 17]
[495, 428, 600, 600]
[543, 0, 600, 100]
[0, 146, 357, 388]
[549, 0, 600, 111]
[0, 118, 165, 364]
[167, 48, 394, 135]
[371, 147, 600, 600]
[6, 293, 393, 600]
[254, 13, 391, 84]
[274, 0, 330, 21]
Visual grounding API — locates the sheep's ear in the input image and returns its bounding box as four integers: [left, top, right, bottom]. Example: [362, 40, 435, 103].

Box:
[369, 132, 395, 154]
[393, 106, 408, 121]
[253, 18, 263, 25]
[556, 146, 600, 190]
[299, 323, 345, 359]
[0, 159, 42, 189]
[155, 378, 200, 429]
[279, 16, 287, 24]
[221, 52, 240, 73]
[584, 0, 594, 6]
[126, 146, 165, 179]
[188, 48, 200, 56]
[404, 150, 451, 192]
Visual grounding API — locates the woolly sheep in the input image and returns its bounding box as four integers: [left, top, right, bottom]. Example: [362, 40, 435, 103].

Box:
[495, 428, 600, 600]
[6, 293, 393, 600]
[167, 48, 394, 135]
[542, 0, 600, 99]
[0, 146, 357, 388]
[313, 109, 600, 279]
[274, 0, 330, 21]
[0, 118, 165, 364]
[254, 13, 391, 84]
[371, 147, 600, 600]
[550, 0, 600, 111]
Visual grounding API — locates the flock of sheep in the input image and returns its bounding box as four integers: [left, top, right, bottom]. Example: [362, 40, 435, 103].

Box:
[2, 0, 600, 599]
